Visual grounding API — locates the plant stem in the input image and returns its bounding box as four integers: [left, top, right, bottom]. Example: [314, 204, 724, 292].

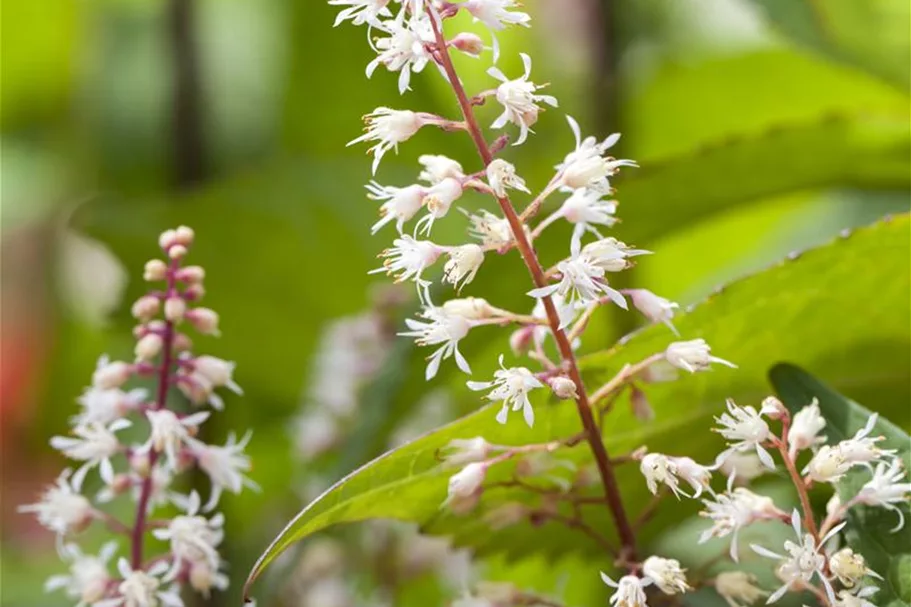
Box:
[589, 353, 664, 405]
[427, 9, 637, 559]
[131, 259, 179, 569]
[775, 427, 820, 542]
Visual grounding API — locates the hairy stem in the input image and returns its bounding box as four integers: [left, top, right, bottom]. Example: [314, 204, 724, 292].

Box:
[427, 9, 637, 558]
[131, 259, 179, 568]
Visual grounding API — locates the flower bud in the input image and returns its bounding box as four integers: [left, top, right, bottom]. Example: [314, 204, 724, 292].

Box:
[93, 360, 132, 389]
[183, 283, 206, 301]
[759, 395, 787, 420]
[159, 229, 178, 250]
[109, 473, 133, 496]
[164, 297, 186, 322]
[483, 502, 528, 530]
[172, 333, 193, 352]
[130, 450, 152, 477]
[445, 462, 486, 514]
[787, 399, 825, 458]
[134, 334, 164, 362]
[176, 265, 205, 283]
[442, 297, 494, 320]
[830, 548, 873, 588]
[443, 244, 484, 290]
[441, 437, 492, 467]
[174, 225, 195, 246]
[186, 307, 220, 335]
[509, 326, 534, 356]
[665, 339, 736, 373]
[131, 295, 161, 321]
[630, 386, 654, 422]
[193, 355, 239, 391]
[144, 259, 168, 281]
[549, 376, 578, 400]
[627, 289, 679, 334]
[168, 244, 188, 260]
[450, 32, 485, 56]
[642, 556, 690, 595]
[418, 154, 464, 184]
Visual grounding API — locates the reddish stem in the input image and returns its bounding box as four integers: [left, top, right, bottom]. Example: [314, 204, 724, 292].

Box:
[131, 258, 179, 569]
[774, 424, 820, 542]
[426, 10, 637, 558]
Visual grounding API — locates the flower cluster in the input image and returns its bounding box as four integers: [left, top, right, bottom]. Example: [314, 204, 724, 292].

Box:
[20, 227, 255, 606]
[633, 395, 908, 606]
[327, 1, 745, 606]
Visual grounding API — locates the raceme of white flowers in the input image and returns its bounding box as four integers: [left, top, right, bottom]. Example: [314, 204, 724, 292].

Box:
[20, 228, 255, 607]
[326, 2, 908, 607]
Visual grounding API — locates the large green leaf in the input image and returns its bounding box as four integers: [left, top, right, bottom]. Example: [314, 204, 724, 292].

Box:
[244, 216, 910, 598]
[744, 0, 911, 91]
[770, 364, 911, 607]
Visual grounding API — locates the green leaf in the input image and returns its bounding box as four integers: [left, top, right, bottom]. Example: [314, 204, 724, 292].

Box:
[613, 50, 910, 245]
[769, 364, 911, 606]
[744, 0, 911, 91]
[244, 216, 911, 598]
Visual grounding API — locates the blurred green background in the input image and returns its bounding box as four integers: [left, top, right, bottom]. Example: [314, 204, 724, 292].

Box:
[1, 0, 908, 606]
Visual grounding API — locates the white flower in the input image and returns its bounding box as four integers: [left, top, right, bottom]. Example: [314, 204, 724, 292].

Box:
[718, 451, 768, 484]
[714, 399, 774, 469]
[856, 458, 911, 530]
[153, 491, 224, 578]
[92, 356, 133, 390]
[418, 154, 464, 184]
[467, 355, 543, 427]
[19, 470, 95, 538]
[486, 159, 529, 198]
[488, 53, 557, 145]
[557, 116, 637, 193]
[188, 431, 257, 511]
[74, 387, 145, 427]
[445, 462, 486, 513]
[750, 510, 843, 604]
[400, 305, 472, 379]
[699, 488, 784, 561]
[443, 244, 485, 290]
[348, 107, 425, 174]
[45, 542, 117, 606]
[787, 399, 826, 458]
[805, 445, 852, 483]
[642, 556, 689, 595]
[713, 571, 766, 607]
[600, 573, 647, 607]
[627, 289, 679, 335]
[50, 420, 130, 489]
[463, 0, 530, 61]
[441, 437, 494, 467]
[557, 188, 618, 242]
[145, 409, 210, 470]
[581, 237, 651, 272]
[640, 454, 713, 499]
[834, 587, 879, 607]
[829, 548, 882, 588]
[192, 355, 242, 395]
[366, 13, 434, 94]
[466, 209, 514, 248]
[371, 235, 442, 296]
[666, 339, 737, 375]
[367, 182, 424, 235]
[95, 559, 183, 607]
[417, 177, 463, 235]
[527, 239, 627, 317]
[838, 413, 896, 466]
[329, 0, 392, 27]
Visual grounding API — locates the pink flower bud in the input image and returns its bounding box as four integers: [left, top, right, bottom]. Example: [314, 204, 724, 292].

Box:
[183, 283, 206, 301]
[93, 360, 132, 389]
[164, 297, 186, 322]
[172, 333, 193, 352]
[134, 334, 163, 362]
[159, 229, 179, 250]
[549, 376, 578, 400]
[176, 265, 205, 283]
[131, 295, 161, 321]
[451, 32, 485, 57]
[630, 386, 654, 422]
[509, 326, 534, 356]
[144, 259, 168, 281]
[186, 307, 220, 335]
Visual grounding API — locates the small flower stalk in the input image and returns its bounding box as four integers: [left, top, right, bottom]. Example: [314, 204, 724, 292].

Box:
[21, 228, 254, 606]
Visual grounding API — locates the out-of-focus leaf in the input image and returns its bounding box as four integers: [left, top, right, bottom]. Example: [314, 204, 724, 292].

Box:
[612, 50, 910, 245]
[770, 364, 911, 606]
[244, 216, 910, 598]
[744, 0, 911, 91]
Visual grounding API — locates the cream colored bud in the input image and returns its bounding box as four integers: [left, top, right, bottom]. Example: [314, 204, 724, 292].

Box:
[158, 229, 178, 250]
[130, 451, 151, 477]
[549, 376, 578, 400]
[174, 225, 195, 246]
[451, 32, 485, 56]
[177, 265, 205, 283]
[134, 333, 164, 362]
[168, 244, 188, 260]
[144, 259, 168, 281]
[131, 295, 161, 321]
[760, 395, 787, 420]
[93, 360, 132, 389]
[172, 333, 193, 352]
[164, 297, 186, 322]
[183, 283, 205, 301]
[186, 307, 220, 335]
[442, 297, 494, 320]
